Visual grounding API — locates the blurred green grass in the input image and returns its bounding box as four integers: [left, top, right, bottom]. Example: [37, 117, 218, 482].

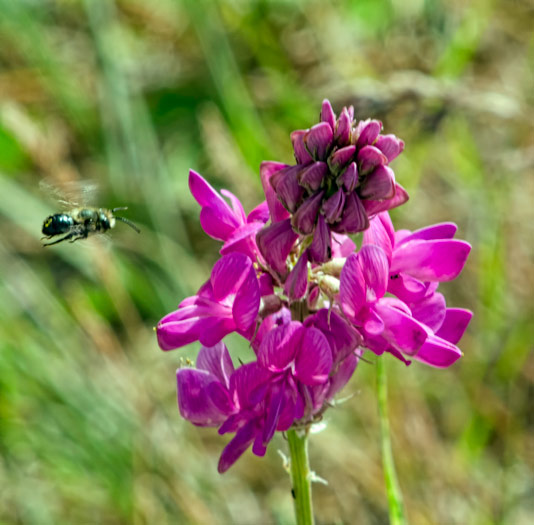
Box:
[0, 0, 532, 523]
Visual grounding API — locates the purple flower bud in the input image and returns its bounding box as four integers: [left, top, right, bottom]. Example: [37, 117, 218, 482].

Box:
[356, 119, 382, 147]
[260, 161, 291, 222]
[321, 99, 336, 131]
[256, 219, 298, 276]
[328, 145, 356, 174]
[357, 145, 388, 175]
[362, 183, 409, 217]
[375, 134, 405, 162]
[334, 107, 352, 146]
[270, 165, 305, 213]
[298, 161, 328, 192]
[291, 130, 313, 165]
[284, 250, 309, 301]
[291, 191, 324, 234]
[336, 162, 359, 192]
[322, 188, 346, 224]
[304, 122, 333, 161]
[359, 165, 396, 200]
[331, 192, 369, 234]
[308, 214, 331, 263]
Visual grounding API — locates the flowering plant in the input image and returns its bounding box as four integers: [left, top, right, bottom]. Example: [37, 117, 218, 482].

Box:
[157, 100, 471, 523]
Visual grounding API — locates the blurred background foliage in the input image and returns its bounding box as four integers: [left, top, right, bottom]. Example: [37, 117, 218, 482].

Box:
[0, 0, 532, 523]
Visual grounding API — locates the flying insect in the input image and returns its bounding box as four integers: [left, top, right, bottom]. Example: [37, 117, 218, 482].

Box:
[41, 207, 140, 246]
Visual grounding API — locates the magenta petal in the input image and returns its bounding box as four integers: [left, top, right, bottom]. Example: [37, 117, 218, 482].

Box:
[375, 134, 405, 162]
[321, 99, 336, 131]
[374, 301, 428, 354]
[397, 222, 458, 244]
[284, 251, 309, 301]
[220, 221, 264, 258]
[357, 145, 388, 175]
[291, 191, 324, 234]
[414, 335, 462, 368]
[435, 308, 472, 344]
[271, 165, 305, 213]
[359, 165, 396, 200]
[198, 207, 237, 241]
[299, 161, 328, 192]
[262, 385, 285, 445]
[256, 219, 298, 275]
[220, 189, 247, 223]
[332, 192, 369, 234]
[323, 189, 346, 224]
[294, 327, 333, 385]
[357, 245, 389, 300]
[363, 183, 409, 217]
[340, 253, 366, 318]
[329, 145, 356, 173]
[197, 342, 235, 386]
[388, 273, 428, 303]
[391, 239, 471, 281]
[337, 162, 359, 192]
[331, 232, 356, 257]
[291, 130, 313, 165]
[211, 253, 250, 301]
[326, 353, 358, 400]
[334, 108, 351, 145]
[304, 122, 333, 161]
[410, 292, 446, 333]
[363, 214, 394, 262]
[258, 321, 302, 372]
[260, 161, 291, 222]
[176, 369, 230, 427]
[356, 119, 382, 147]
[308, 214, 331, 263]
[231, 362, 272, 407]
[218, 420, 256, 473]
[157, 316, 202, 350]
[198, 317, 236, 347]
[247, 201, 270, 224]
[233, 266, 260, 334]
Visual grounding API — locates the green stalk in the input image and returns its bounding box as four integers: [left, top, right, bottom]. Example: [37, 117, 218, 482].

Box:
[287, 429, 314, 525]
[377, 358, 407, 525]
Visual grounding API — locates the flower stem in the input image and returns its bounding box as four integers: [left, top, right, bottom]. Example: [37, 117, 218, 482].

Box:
[377, 358, 407, 525]
[287, 428, 314, 525]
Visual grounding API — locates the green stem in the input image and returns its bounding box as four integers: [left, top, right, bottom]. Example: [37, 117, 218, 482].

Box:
[287, 429, 314, 525]
[377, 358, 407, 525]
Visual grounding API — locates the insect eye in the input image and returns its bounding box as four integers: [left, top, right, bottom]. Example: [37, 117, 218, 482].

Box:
[45, 218, 52, 227]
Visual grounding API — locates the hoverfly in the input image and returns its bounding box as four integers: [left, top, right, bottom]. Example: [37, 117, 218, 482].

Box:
[41, 207, 140, 246]
[40, 178, 140, 246]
